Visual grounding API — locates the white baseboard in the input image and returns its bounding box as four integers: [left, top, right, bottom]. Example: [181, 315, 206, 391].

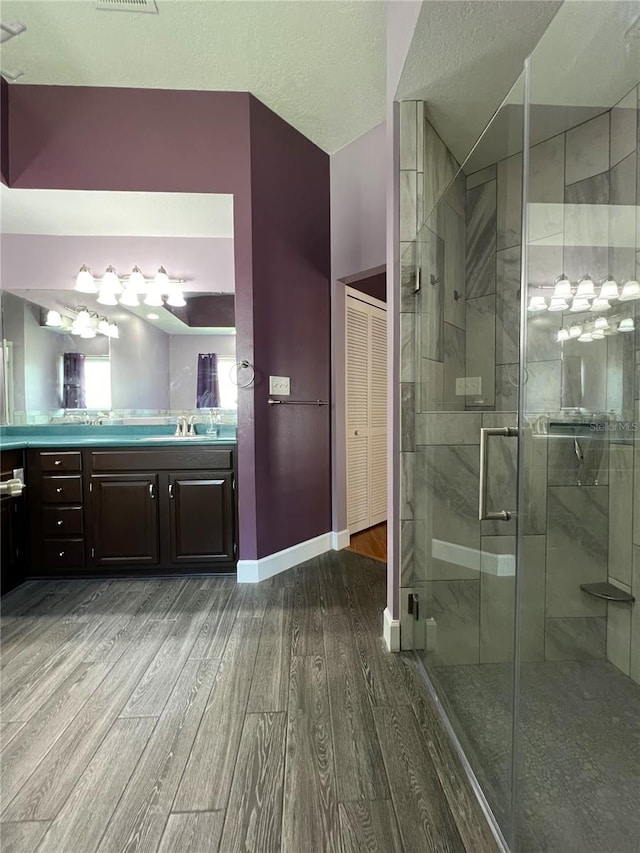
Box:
[331, 529, 350, 550]
[237, 532, 332, 583]
[383, 607, 400, 652]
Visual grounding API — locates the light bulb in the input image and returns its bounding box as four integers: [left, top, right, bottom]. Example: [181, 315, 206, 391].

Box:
[619, 279, 640, 301]
[97, 318, 110, 335]
[45, 310, 63, 327]
[80, 326, 96, 339]
[590, 297, 611, 312]
[166, 287, 186, 308]
[557, 328, 570, 342]
[548, 298, 569, 312]
[143, 286, 164, 307]
[119, 286, 140, 307]
[129, 266, 147, 293]
[569, 324, 582, 338]
[108, 322, 119, 339]
[97, 288, 118, 306]
[75, 308, 91, 326]
[75, 265, 96, 294]
[575, 275, 596, 299]
[599, 276, 619, 301]
[527, 296, 547, 313]
[618, 318, 635, 332]
[154, 266, 170, 291]
[102, 266, 122, 294]
[552, 275, 572, 300]
[594, 317, 609, 331]
[570, 297, 591, 312]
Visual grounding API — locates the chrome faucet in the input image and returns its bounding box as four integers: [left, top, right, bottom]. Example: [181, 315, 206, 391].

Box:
[175, 415, 188, 436]
[187, 415, 197, 436]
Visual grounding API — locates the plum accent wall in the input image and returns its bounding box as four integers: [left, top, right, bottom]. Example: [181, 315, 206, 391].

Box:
[1, 84, 331, 562]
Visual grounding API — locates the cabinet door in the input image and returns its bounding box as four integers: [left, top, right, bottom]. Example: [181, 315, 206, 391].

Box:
[1, 495, 25, 594]
[167, 471, 235, 564]
[91, 474, 159, 566]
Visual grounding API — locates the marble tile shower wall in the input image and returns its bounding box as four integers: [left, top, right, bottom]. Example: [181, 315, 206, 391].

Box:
[400, 93, 640, 680]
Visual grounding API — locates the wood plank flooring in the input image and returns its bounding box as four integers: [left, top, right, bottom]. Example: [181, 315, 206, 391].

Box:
[0, 551, 495, 853]
[347, 523, 387, 563]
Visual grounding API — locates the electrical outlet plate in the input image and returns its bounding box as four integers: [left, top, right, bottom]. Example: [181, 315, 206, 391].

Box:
[269, 376, 290, 395]
[456, 376, 482, 396]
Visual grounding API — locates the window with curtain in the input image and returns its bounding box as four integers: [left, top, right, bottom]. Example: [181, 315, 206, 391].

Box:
[196, 353, 220, 408]
[62, 352, 86, 409]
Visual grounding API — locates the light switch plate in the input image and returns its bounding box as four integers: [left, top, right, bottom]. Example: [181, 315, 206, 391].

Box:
[12, 468, 24, 483]
[269, 375, 290, 395]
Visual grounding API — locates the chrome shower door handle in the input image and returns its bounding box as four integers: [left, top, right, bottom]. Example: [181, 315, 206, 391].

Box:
[479, 426, 518, 521]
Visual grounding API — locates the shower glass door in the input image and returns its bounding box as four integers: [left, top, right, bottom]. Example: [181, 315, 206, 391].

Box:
[409, 75, 526, 847]
[515, 4, 640, 850]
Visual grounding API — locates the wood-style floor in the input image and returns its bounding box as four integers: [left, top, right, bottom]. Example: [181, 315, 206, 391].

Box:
[347, 523, 387, 563]
[0, 550, 497, 853]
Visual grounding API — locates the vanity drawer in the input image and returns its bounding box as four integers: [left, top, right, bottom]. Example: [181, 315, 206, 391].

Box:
[42, 476, 83, 504]
[42, 506, 84, 536]
[43, 538, 85, 568]
[40, 452, 82, 473]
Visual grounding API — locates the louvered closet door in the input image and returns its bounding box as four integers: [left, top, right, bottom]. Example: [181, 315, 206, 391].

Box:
[368, 305, 387, 525]
[346, 298, 370, 533]
[346, 294, 387, 535]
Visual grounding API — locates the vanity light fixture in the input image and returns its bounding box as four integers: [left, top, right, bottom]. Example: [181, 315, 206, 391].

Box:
[619, 279, 640, 301]
[569, 324, 583, 338]
[552, 274, 572, 300]
[76, 265, 97, 294]
[548, 297, 569, 312]
[75, 265, 187, 309]
[45, 309, 63, 327]
[589, 297, 611, 312]
[528, 296, 547, 313]
[556, 328, 570, 342]
[570, 297, 591, 313]
[577, 331, 594, 343]
[594, 317, 609, 332]
[599, 276, 619, 301]
[575, 275, 596, 300]
[618, 317, 635, 332]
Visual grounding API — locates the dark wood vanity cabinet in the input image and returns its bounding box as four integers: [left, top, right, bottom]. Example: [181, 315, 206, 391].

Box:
[90, 474, 160, 566]
[167, 471, 235, 565]
[26, 445, 237, 576]
[1, 449, 27, 594]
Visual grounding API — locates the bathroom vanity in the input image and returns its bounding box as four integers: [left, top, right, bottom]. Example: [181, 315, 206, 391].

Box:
[0, 429, 237, 586]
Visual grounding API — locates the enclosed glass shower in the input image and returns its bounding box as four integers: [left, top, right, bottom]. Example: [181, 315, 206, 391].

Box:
[401, 3, 640, 851]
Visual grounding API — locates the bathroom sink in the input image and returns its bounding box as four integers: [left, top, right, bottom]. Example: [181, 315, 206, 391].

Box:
[139, 435, 221, 442]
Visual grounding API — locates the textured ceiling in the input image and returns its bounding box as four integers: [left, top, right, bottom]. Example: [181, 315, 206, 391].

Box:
[396, 0, 562, 165]
[0, 0, 386, 153]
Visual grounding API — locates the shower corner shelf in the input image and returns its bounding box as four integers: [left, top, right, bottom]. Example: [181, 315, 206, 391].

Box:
[580, 582, 635, 604]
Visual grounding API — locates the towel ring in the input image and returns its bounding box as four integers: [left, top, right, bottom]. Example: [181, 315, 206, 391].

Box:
[230, 360, 255, 388]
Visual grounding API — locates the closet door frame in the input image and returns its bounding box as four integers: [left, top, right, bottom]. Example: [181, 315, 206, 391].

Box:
[344, 286, 387, 535]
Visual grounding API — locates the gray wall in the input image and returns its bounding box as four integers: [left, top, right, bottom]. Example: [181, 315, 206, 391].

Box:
[110, 314, 170, 411]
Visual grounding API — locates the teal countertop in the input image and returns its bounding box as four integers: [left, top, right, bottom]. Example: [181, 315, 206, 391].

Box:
[0, 425, 237, 451]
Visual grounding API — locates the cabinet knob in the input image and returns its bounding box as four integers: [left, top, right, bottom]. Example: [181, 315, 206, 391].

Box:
[58, 551, 65, 558]
[57, 519, 64, 526]
[56, 487, 63, 494]
[54, 460, 62, 466]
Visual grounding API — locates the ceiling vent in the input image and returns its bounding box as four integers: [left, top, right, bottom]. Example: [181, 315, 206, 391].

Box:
[94, 0, 158, 13]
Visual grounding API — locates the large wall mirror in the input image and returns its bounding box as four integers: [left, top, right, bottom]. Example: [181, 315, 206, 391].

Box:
[0, 187, 237, 425]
